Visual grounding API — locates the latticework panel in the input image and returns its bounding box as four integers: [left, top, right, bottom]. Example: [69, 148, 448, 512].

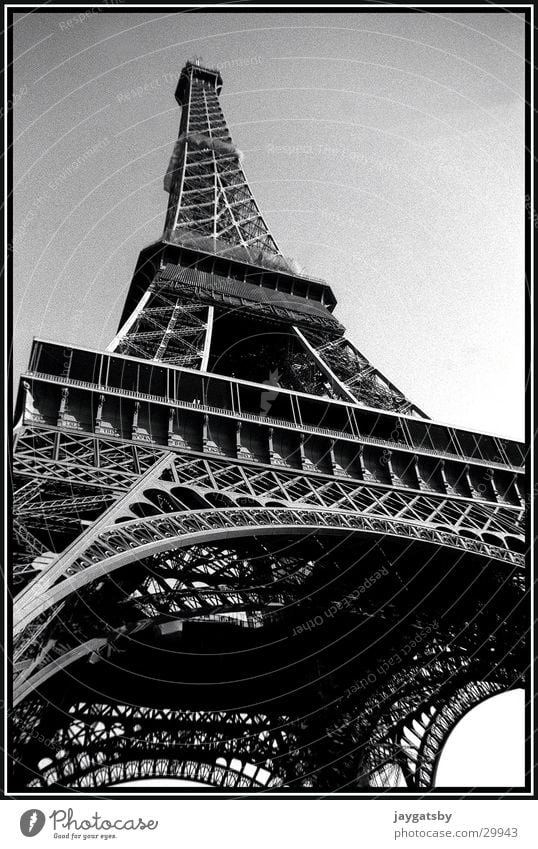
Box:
[295, 327, 425, 416]
[109, 288, 213, 368]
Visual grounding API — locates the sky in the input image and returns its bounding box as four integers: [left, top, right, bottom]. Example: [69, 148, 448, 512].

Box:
[10, 9, 527, 788]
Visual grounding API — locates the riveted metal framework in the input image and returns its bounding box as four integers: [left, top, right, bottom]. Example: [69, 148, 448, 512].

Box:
[10, 60, 528, 793]
[164, 61, 279, 254]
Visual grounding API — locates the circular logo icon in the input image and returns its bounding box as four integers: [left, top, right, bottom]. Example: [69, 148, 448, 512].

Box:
[20, 810, 46, 837]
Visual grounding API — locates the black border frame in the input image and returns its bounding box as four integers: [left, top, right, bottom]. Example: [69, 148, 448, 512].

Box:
[1, 0, 535, 802]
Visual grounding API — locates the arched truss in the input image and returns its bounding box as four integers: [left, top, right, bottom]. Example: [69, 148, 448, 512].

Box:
[78, 759, 275, 791]
[13, 659, 523, 791]
[362, 675, 513, 789]
[16, 700, 286, 790]
[16, 505, 522, 633]
[13, 438, 525, 588]
[29, 756, 278, 791]
[13, 502, 522, 703]
[28, 756, 272, 790]
[425, 683, 513, 787]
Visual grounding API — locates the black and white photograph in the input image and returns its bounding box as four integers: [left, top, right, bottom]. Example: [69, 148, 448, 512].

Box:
[2, 2, 535, 844]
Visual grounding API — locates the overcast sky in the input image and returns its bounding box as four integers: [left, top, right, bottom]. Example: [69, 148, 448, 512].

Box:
[11, 9, 525, 440]
[10, 10, 527, 789]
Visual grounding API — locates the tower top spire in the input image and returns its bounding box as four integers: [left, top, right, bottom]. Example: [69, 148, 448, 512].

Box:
[175, 59, 223, 106]
[165, 56, 286, 263]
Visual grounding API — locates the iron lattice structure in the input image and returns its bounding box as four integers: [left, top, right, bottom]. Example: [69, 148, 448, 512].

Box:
[11, 60, 528, 792]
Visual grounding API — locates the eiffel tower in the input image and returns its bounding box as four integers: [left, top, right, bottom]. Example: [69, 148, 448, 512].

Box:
[11, 60, 527, 792]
